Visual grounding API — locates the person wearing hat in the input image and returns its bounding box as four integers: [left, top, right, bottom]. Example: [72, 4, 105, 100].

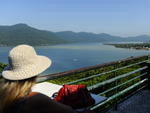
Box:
[0, 44, 77, 113]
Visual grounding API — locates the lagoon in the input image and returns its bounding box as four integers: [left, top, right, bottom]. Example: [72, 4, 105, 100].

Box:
[0, 43, 150, 75]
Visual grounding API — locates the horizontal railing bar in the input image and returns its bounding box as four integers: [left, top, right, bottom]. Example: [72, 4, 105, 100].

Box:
[95, 84, 148, 113]
[117, 84, 148, 107]
[88, 66, 147, 91]
[90, 78, 148, 110]
[66, 60, 148, 84]
[98, 72, 147, 96]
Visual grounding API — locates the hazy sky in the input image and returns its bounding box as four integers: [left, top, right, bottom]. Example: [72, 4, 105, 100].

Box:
[0, 0, 150, 36]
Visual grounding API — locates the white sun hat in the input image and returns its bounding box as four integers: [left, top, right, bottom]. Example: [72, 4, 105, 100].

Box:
[2, 44, 52, 80]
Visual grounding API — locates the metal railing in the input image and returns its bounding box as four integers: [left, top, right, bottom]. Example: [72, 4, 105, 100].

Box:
[66, 60, 149, 85]
[36, 55, 150, 111]
[0, 54, 150, 112]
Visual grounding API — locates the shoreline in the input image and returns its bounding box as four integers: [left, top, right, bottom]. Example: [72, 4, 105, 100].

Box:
[106, 43, 150, 51]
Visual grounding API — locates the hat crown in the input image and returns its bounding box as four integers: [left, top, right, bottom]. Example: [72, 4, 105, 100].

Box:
[2, 44, 51, 80]
[9, 45, 37, 68]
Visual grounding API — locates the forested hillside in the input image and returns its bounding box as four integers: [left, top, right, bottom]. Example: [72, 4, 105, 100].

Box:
[1, 24, 150, 46]
[0, 24, 67, 46]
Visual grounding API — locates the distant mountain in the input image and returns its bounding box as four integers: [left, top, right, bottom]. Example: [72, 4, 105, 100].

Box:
[125, 35, 150, 42]
[56, 31, 101, 42]
[56, 31, 123, 42]
[56, 31, 150, 43]
[0, 23, 67, 46]
[0, 23, 150, 46]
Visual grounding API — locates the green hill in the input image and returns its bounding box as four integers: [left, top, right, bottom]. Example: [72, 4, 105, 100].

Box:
[56, 31, 123, 42]
[1, 23, 150, 46]
[0, 23, 67, 46]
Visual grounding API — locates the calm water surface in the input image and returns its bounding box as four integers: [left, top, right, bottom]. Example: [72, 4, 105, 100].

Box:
[0, 43, 150, 75]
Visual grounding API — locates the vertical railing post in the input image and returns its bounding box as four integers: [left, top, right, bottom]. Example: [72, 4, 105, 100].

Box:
[145, 55, 150, 88]
[114, 62, 118, 111]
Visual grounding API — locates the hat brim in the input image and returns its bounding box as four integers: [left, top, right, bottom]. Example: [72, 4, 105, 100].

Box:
[2, 55, 51, 80]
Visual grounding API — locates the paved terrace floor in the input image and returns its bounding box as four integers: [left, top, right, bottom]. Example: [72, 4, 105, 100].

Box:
[106, 89, 150, 113]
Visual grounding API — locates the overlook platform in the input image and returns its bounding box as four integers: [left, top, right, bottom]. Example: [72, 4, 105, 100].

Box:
[107, 89, 150, 113]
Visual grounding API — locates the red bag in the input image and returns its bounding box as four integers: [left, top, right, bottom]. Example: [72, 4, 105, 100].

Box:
[54, 84, 95, 109]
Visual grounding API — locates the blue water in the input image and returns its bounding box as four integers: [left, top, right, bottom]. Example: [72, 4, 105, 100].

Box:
[0, 43, 150, 75]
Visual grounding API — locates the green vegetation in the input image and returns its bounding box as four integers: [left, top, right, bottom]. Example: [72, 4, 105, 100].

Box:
[0, 63, 7, 72]
[0, 24, 68, 46]
[47, 56, 146, 87]
[47, 55, 147, 95]
[108, 43, 150, 50]
[46, 55, 148, 111]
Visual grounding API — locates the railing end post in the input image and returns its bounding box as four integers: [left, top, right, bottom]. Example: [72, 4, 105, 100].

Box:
[145, 61, 150, 88]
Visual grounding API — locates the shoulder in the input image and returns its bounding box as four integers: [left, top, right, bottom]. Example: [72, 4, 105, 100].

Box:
[26, 93, 76, 113]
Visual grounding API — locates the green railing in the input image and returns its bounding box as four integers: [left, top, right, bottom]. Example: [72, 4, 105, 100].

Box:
[37, 54, 150, 112]
[66, 60, 148, 85]
[90, 79, 148, 110]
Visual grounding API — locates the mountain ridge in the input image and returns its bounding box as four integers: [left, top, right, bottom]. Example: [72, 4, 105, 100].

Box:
[0, 23, 150, 46]
[0, 23, 68, 46]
